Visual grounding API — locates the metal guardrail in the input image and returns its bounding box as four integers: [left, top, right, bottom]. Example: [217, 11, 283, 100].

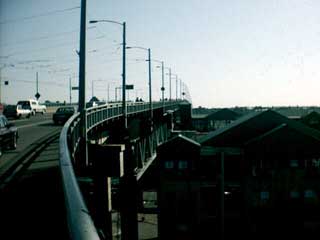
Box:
[59, 100, 184, 240]
[60, 113, 100, 240]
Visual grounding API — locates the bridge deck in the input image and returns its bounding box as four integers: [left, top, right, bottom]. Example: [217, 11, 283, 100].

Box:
[0, 138, 69, 239]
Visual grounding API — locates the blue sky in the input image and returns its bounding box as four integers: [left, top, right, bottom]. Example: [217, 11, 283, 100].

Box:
[1, 0, 320, 107]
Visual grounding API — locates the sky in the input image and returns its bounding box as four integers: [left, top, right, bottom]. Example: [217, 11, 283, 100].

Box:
[1, 0, 320, 108]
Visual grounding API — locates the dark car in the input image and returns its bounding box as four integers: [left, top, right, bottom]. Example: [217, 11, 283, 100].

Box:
[0, 114, 18, 157]
[53, 106, 75, 125]
[3, 104, 32, 119]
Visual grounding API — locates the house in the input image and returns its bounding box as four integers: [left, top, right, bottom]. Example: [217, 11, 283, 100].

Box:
[300, 111, 320, 131]
[158, 110, 320, 239]
[157, 134, 201, 240]
[199, 110, 320, 237]
[192, 108, 241, 132]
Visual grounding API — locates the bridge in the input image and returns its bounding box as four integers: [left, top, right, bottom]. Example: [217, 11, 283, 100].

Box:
[60, 100, 191, 240]
[0, 99, 192, 240]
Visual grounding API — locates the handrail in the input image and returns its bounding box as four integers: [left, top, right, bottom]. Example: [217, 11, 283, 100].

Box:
[59, 113, 100, 240]
[59, 100, 185, 240]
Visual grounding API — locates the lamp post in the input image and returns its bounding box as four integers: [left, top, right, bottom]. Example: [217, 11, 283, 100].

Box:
[115, 86, 122, 102]
[164, 67, 172, 100]
[91, 79, 103, 98]
[181, 81, 186, 100]
[90, 19, 127, 129]
[78, 0, 88, 168]
[154, 60, 165, 105]
[126, 46, 153, 121]
[170, 73, 178, 101]
[92, 80, 95, 98]
[180, 78, 182, 99]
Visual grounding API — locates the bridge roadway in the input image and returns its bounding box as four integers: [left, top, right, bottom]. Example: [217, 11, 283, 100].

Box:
[0, 114, 69, 239]
[0, 113, 59, 174]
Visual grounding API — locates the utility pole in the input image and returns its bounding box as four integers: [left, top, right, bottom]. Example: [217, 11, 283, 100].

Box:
[78, 0, 87, 166]
[69, 76, 72, 104]
[122, 22, 127, 129]
[92, 80, 94, 98]
[161, 62, 164, 105]
[175, 74, 178, 100]
[169, 68, 172, 100]
[78, 0, 86, 112]
[107, 83, 110, 103]
[148, 48, 152, 121]
[36, 72, 38, 95]
[180, 79, 182, 99]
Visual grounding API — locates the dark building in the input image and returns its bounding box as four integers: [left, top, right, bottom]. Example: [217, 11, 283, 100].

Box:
[300, 111, 320, 131]
[199, 110, 320, 238]
[157, 135, 201, 240]
[192, 108, 241, 132]
[159, 110, 320, 239]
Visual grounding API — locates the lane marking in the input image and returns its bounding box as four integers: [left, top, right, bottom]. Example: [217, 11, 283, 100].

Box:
[17, 120, 53, 129]
[11, 115, 52, 123]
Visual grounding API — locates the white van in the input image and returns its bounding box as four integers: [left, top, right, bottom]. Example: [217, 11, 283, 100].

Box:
[17, 100, 46, 115]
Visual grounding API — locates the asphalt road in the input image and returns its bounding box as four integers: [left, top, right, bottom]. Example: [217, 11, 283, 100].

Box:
[0, 135, 69, 239]
[0, 113, 61, 167]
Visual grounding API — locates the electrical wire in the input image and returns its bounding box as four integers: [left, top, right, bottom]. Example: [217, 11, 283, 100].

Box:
[0, 26, 96, 48]
[5, 78, 68, 87]
[0, 6, 80, 25]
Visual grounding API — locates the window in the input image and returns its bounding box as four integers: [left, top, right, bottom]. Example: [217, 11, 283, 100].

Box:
[290, 159, 298, 168]
[304, 190, 316, 199]
[164, 161, 174, 169]
[290, 191, 300, 199]
[178, 160, 188, 169]
[260, 191, 269, 200]
[312, 159, 320, 168]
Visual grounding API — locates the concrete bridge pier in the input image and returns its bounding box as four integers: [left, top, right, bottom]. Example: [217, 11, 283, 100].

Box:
[119, 139, 139, 240]
[88, 144, 125, 239]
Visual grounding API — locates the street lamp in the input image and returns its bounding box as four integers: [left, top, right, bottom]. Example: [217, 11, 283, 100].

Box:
[90, 19, 127, 129]
[153, 60, 165, 105]
[170, 73, 179, 101]
[164, 67, 172, 100]
[180, 78, 182, 99]
[126, 46, 153, 121]
[115, 86, 122, 102]
[91, 79, 101, 98]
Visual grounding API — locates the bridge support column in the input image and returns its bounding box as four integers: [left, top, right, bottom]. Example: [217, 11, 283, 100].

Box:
[120, 142, 139, 240]
[89, 144, 125, 239]
[92, 176, 113, 239]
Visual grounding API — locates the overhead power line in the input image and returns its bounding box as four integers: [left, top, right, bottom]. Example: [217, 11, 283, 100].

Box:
[0, 26, 96, 47]
[6, 78, 68, 87]
[0, 6, 80, 25]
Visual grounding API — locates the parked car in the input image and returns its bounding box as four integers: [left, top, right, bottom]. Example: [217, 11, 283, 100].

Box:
[0, 114, 18, 157]
[3, 104, 32, 119]
[17, 99, 46, 115]
[53, 106, 75, 125]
